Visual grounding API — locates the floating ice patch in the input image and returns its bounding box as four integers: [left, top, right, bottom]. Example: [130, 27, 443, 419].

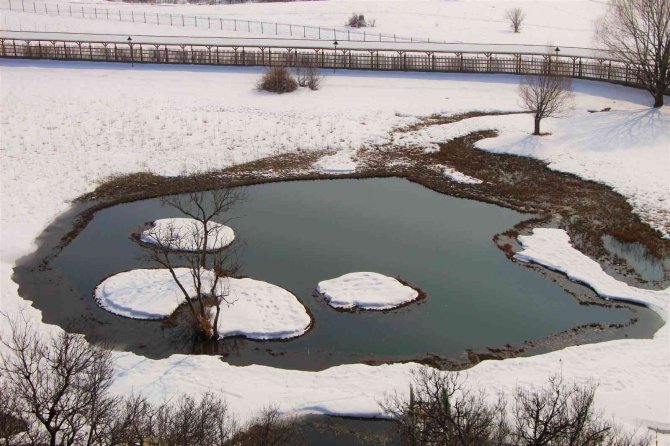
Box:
[317, 272, 420, 310]
[140, 218, 234, 251]
[95, 268, 311, 339]
[515, 228, 669, 318]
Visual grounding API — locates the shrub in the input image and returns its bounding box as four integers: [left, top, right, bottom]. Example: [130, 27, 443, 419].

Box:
[347, 13, 368, 28]
[295, 63, 322, 90]
[257, 66, 298, 94]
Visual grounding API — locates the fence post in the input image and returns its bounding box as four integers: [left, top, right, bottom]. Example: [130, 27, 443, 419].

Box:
[156, 12, 158, 24]
[33, 1, 35, 12]
[221, 18, 223, 30]
[69, 4, 72, 16]
[276, 23, 278, 35]
[303, 26, 306, 38]
[106, 8, 109, 19]
[248, 20, 250, 32]
[208, 16, 211, 28]
[7, 0, 11, 11]
[182, 14, 184, 26]
[234, 19, 236, 31]
[119, 9, 121, 20]
[132, 10, 134, 22]
[94, 7, 97, 18]
[261, 22, 264, 33]
[347, 30, 350, 40]
[289, 24, 292, 36]
[21, 0, 24, 12]
[318, 27, 320, 39]
[144, 11, 146, 23]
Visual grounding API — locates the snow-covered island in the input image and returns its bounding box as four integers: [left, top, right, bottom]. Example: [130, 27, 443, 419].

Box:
[94, 268, 312, 340]
[317, 272, 421, 310]
[139, 217, 235, 251]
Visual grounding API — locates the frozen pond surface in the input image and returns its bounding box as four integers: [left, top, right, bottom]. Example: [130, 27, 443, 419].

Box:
[38, 178, 638, 369]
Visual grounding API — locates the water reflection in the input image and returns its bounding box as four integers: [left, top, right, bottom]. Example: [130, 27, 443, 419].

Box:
[602, 235, 666, 282]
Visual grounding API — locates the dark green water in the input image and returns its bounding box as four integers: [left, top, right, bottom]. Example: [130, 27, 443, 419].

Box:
[47, 178, 631, 369]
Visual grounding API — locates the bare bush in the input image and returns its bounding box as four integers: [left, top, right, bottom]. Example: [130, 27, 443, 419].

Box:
[231, 406, 301, 446]
[596, 0, 670, 107]
[347, 13, 368, 28]
[148, 393, 237, 445]
[519, 73, 574, 135]
[506, 7, 526, 33]
[0, 385, 25, 445]
[381, 368, 506, 446]
[382, 368, 649, 446]
[257, 66, 298, 94]
[295, 62, 322, 90]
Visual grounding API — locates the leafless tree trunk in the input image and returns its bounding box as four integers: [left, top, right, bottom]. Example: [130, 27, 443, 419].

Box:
[139, 189, 244, 339]
[506, 8, 526, 33]
[519, 73, 574, 135]
[596, 0, 670, 107]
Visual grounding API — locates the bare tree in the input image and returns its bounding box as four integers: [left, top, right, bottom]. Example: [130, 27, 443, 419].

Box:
[519, 73, 574, 135]
[161, 189, 244, 267]
[139, 189, 244, 339]
[596, 0, 670, 107]
[506, 8, 526, 33]
[0, 317, 116, 446]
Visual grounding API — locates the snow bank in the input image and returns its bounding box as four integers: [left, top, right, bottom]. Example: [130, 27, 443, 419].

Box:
[94, 269, 311, 339]
[140, 217, 234, 251]
[515, 228, 669, 319]
[317, 272, 419, 310]
[314, 150, 357, 174]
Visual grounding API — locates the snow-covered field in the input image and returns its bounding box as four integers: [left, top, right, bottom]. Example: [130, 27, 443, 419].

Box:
[140, 217, 235, 251]
[0, 0, 607, 53]
[95, 268, 312, 339]
[1, 0, 669, 442]
[317, 272, 419, 310]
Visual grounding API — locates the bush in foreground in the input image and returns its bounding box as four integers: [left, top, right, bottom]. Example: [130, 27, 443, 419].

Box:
[257, 66, 298, 94]
[382, 368, 649, 446]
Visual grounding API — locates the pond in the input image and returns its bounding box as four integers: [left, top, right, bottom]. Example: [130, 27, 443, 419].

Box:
[26, 178, 643, 370]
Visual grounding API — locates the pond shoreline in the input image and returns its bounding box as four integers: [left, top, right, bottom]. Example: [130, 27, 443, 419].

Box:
[13, 113, 668, 371]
